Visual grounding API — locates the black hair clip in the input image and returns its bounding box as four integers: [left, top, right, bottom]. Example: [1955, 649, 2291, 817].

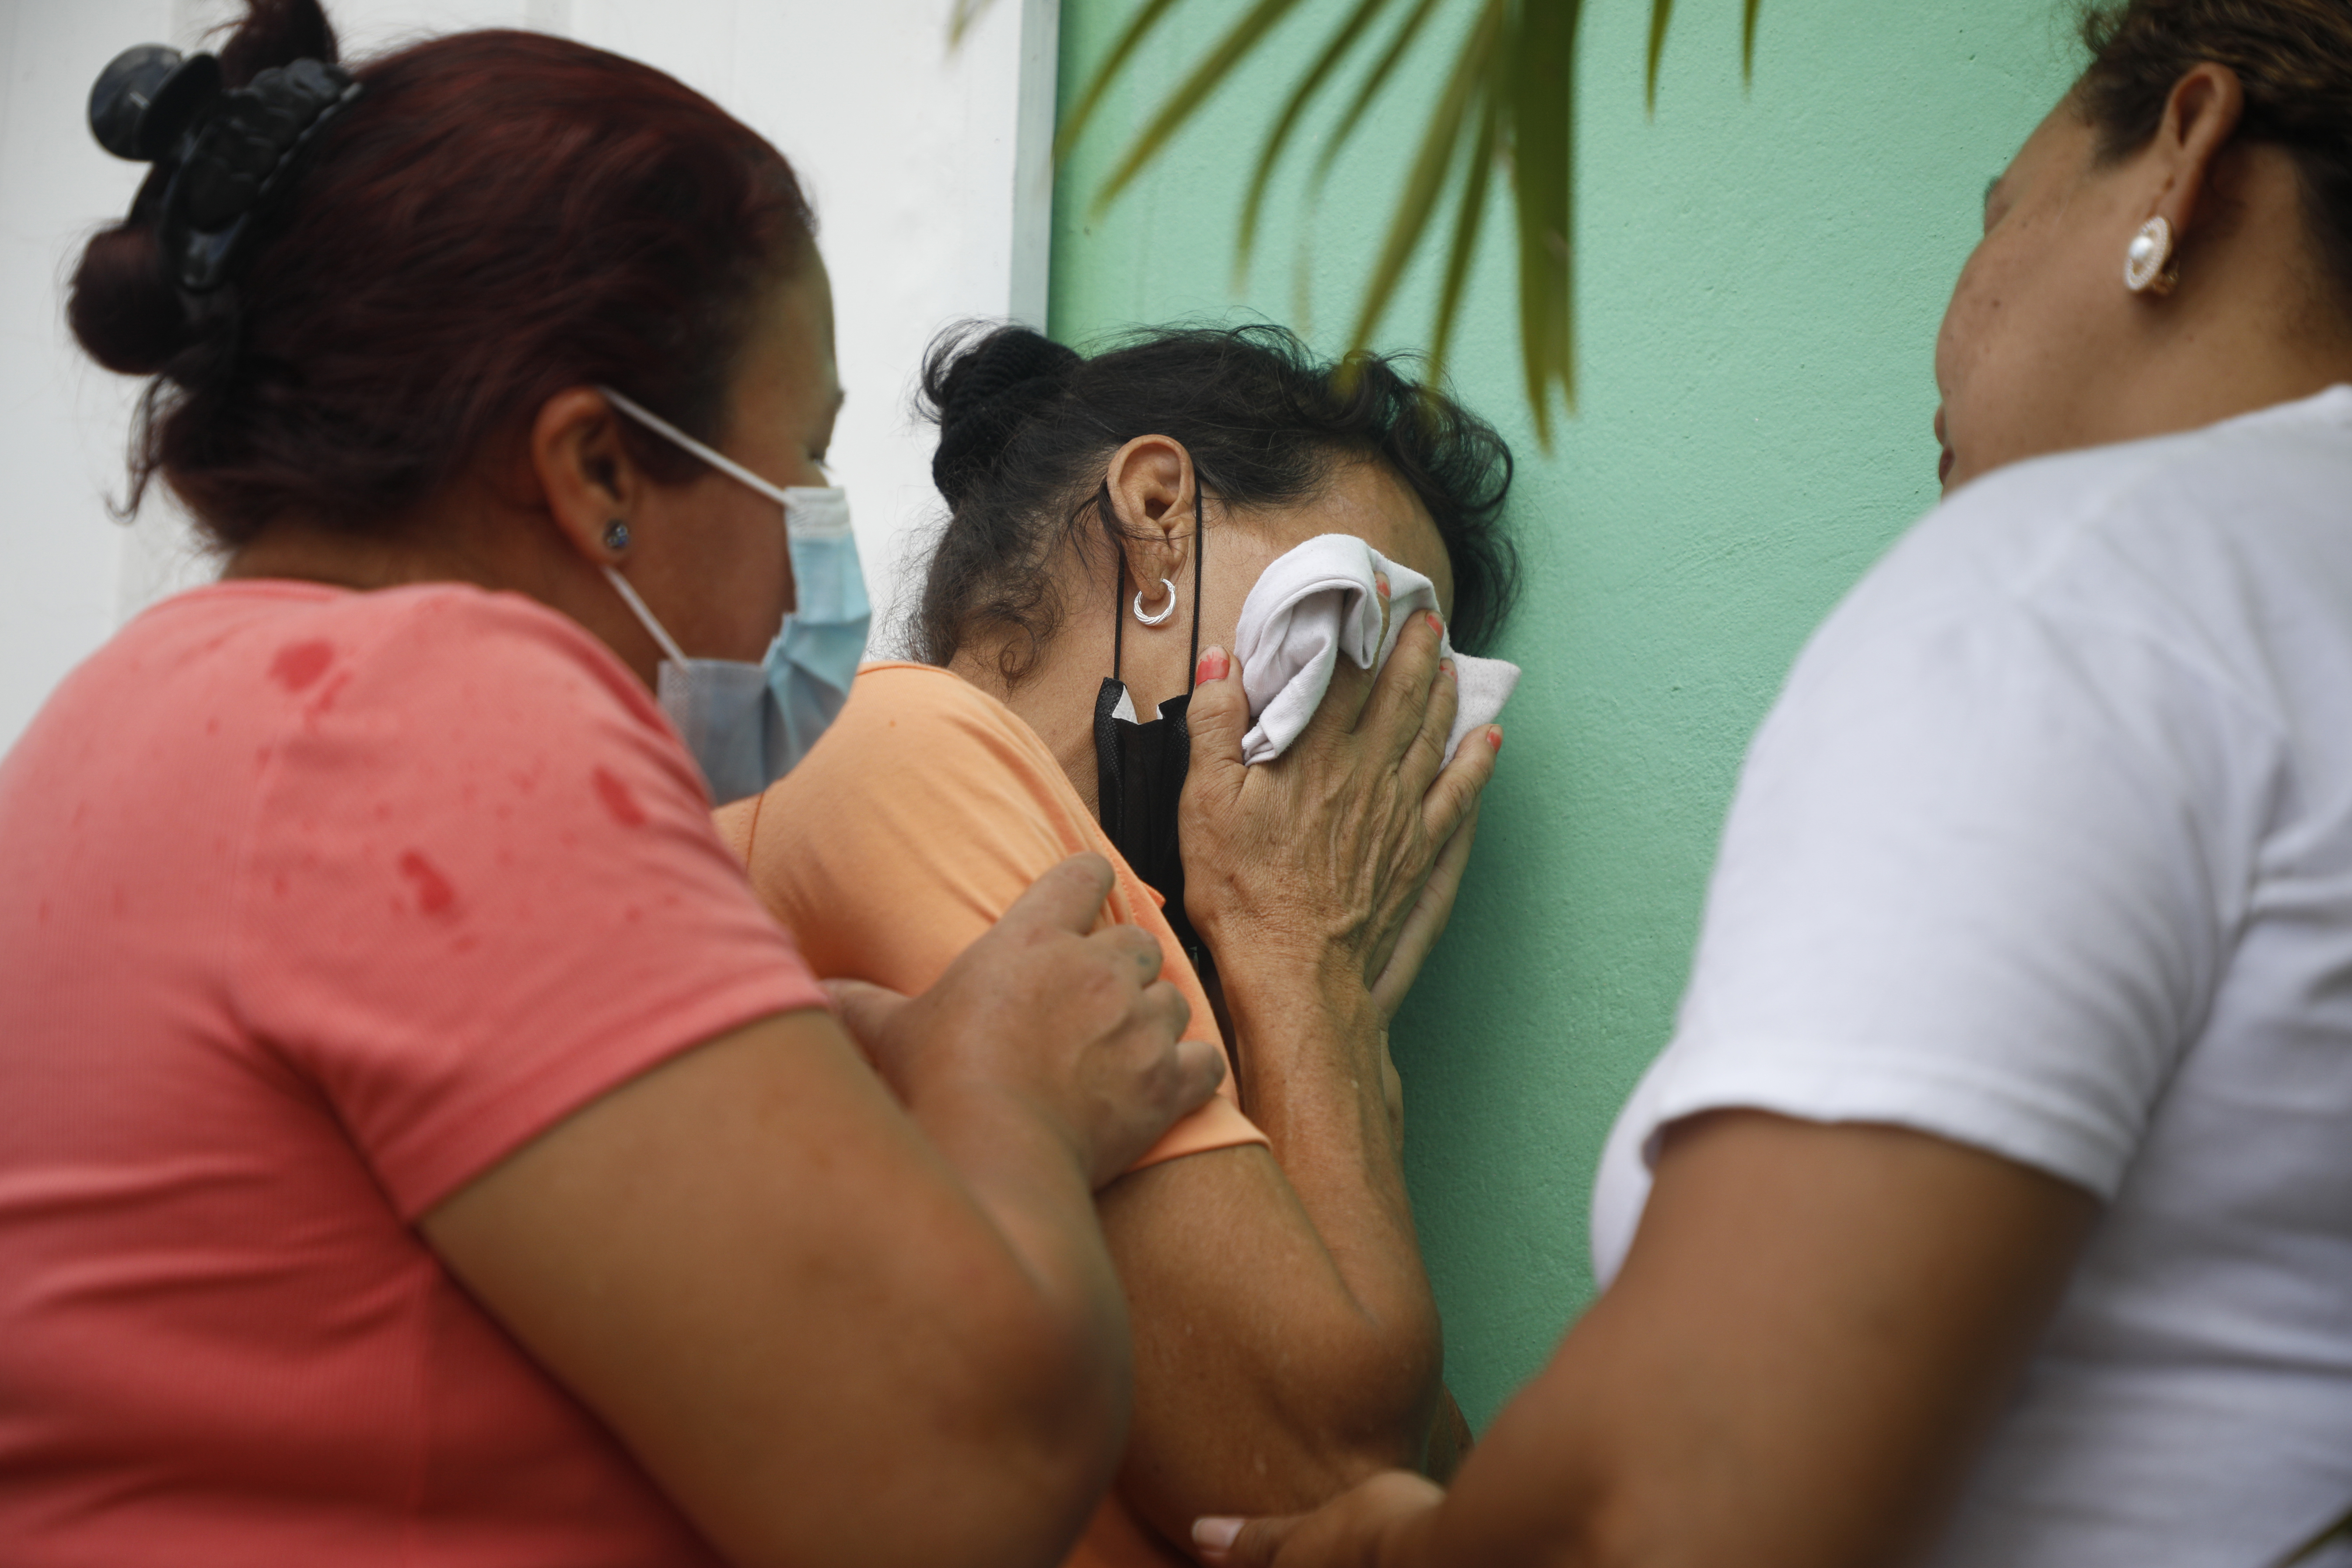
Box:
[89, 43, 362, 292]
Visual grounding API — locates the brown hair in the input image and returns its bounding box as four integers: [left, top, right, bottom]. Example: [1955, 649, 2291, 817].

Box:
[69, 0, 815, 546]
[2077, 0, 2352, 296]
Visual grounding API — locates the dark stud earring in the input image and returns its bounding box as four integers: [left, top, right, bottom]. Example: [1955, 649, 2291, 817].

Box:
[603, 519, 631, 553]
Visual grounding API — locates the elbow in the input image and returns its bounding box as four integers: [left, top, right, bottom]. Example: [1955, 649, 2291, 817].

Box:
[1224, 1298, 1450, 1505]
[723, 1282, 1132, 1568]
[924, 1293, 1136, 1566]
[1299, 1304, 1449, 1478]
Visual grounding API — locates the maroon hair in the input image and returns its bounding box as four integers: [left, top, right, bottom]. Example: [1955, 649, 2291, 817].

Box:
[68, 0, 816, 544]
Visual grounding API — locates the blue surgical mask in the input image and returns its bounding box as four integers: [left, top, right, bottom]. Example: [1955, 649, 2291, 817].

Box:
[596, 386, 871, 804]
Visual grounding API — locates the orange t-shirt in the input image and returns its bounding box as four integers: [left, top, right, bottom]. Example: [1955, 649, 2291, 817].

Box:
[715, 661, 1266, 1568]
[715, 661, 1265, 1172]
[0, 581, 826, 1566]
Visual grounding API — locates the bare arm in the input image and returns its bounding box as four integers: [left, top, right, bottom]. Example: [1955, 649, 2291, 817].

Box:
[422, 856, 1224, 1568]
[1206, 1111, 2098, 1568]
[1097, 612, 1499, 1542]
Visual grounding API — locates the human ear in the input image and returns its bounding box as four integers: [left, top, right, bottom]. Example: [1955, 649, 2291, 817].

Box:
[531, 387, 654, 567]
[2147, 64, 2247, 251]
[1101, 434, 1196, 589]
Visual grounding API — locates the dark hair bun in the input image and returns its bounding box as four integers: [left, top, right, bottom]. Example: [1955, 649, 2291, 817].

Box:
[68, 0, 340, 379]
[68, 215, 194, 374]
[926, 324, 1081, 508]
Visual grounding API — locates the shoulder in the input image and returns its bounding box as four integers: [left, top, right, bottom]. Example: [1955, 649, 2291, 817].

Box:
[336, 582, 666, 727]
[730, 664, 1108, 988]
[270, 582, 697, 791]
[1876, 388, 2352, 616]
[825, 662, 1065, 769]
[738, 661, 1094, 869]
[230, 583, 717, 895]
[775, 662, 1085, 831]
[1805, 393, 2352, 727]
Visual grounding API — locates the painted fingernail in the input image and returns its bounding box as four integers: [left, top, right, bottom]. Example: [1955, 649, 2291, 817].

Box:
[1424, 611, 1443, 634]
[1196, 647, 1229, 684]
[1376, 574, 1392, 598]
[1194, 1518, 1244, 1552]
[1489, 726, 1504, 752]
[1438, 659, 1455, 681]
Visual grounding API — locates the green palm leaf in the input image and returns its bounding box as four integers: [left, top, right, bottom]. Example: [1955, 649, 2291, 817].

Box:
[1087, 0, 1325, 217]
[1646, 0, 1673, 110]
[1236, 0, 1400, 268]
[1346, 0, 1507, 353]
[1307, 0, 1449, 186]
[1507, 0, 1580, 438]
[963, 0, 1768, 438]
[1428, 87, 1499, 379]
[1053, 0, 1197, 161]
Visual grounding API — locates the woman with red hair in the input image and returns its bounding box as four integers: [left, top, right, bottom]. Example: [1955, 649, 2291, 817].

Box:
[0, 3, 1267, 1562]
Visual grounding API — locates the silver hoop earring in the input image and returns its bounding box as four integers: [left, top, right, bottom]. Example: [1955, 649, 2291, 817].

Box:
[2124, 216, 2178, 295]
[603, 519, 631, 553]
[1133, 578, 1178, 626]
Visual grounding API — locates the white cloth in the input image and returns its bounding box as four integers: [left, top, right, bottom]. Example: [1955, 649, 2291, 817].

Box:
[1232, 533, 1519, 765]
[1592, 387, 2352, 1568]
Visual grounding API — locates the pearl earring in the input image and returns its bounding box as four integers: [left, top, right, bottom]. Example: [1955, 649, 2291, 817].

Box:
[2124, 216, 2178, 295]
[603, 519, 631, 553]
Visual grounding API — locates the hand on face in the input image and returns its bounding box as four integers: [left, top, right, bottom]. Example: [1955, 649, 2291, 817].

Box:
[1179, 598, 1500, 1010]
[825, 854, 1225, 1189]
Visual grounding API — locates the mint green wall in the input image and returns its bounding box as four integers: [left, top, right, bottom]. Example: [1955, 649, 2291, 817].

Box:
[1051, 0, 2082, 1426]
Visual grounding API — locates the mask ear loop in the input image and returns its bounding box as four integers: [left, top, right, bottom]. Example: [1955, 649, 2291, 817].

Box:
[1184, 480, 1203, 693]
[1110, 478, 1126, 687]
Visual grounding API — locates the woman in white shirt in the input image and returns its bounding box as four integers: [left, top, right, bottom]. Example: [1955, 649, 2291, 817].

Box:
[1197, 2, 2352, 1566]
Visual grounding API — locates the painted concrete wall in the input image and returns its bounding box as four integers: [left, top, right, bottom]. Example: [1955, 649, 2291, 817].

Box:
[1051, 0, 2084, 1425]
[0, 0, 1054, 751]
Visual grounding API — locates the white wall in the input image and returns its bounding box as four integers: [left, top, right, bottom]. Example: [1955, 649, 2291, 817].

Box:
[0, 0, 1055, 752]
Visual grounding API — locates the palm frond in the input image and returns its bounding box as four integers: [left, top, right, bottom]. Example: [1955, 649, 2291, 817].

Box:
[1509, 0, 1582, 440]
[948, 0, 988, 47]
[1054, 0, 1195, 162]
[1309, 0, 1448, 186]
[1091, 0, 1316, 216]
[1645, 0, 1673, 111]
[1427, 89, 1499, 381]
[1050, 0, 1768, 436]
[1237, 0, 1400, 271]
[1346, 0, 1507, 352]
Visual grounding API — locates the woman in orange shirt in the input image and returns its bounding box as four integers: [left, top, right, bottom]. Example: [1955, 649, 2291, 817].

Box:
[1, 8, 1222, 1564]
[718, 323, 1519, 1565]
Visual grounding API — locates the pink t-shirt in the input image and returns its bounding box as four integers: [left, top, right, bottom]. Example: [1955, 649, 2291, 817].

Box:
[0, 580, 826, 1565]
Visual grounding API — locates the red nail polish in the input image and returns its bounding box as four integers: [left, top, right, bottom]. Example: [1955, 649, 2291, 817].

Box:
[1196, 648, 1228, 684]
[1488, 727, 1503, 752]
[1376, 577, 1392, 598]
[1425, 611, 1443, 634]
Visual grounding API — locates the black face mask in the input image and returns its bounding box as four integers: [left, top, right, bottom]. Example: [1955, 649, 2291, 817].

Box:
[1094, 487, 1209, 979]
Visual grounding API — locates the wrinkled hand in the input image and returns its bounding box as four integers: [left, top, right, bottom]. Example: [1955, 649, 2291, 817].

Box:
[828, 855, 1225, 1189]
[1191, 1471, 1445, 1567]
[1182, 598, 1500, 1016]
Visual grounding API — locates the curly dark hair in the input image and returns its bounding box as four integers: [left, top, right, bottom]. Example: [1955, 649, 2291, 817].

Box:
[913, 322, 1520, 681]
[2077, 0, 2352, 296]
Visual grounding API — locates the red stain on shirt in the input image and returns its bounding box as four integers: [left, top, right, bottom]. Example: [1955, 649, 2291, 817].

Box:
[398, 850, 456, 916]
[591, 767, 647, 827]
[270, 641, 336, 692]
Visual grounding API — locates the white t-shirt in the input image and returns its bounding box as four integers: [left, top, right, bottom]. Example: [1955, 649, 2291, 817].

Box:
[1594, 387, 2352, 1568]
